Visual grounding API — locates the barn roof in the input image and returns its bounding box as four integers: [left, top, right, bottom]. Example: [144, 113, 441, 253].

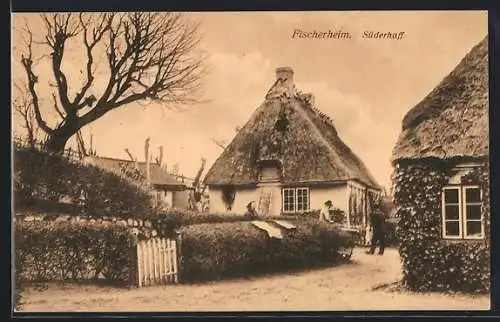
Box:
[391, 36, 489, 163]
[84, 156, 190, 188]
[204, 67, 381, 190]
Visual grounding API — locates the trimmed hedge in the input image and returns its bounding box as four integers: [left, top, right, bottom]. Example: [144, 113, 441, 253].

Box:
[179, 219, 354, 282]
[15, 220, 138, 285]
[393, 161, 490, 293]
[14, 146, 153, 219]
[148, 210, 307, 234]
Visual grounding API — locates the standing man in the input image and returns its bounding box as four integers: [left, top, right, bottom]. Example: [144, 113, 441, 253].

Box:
[366, 204, 386, 255]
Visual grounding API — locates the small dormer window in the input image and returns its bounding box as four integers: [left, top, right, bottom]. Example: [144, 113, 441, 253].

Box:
[258, 160, 281, 182]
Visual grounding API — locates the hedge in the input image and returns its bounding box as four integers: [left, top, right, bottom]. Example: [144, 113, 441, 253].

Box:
[14, 220, 138, 285]
[178, 219, 354, 282]
[149, 210, 304, 232]
[13, 146, 154, 219]
[393, 160, 490, 293]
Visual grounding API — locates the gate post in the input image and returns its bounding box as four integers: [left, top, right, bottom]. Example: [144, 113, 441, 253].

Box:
[175, 230, 182, 283]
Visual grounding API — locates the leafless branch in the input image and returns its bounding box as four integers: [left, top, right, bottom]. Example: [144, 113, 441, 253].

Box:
[20, 26, 54, 135]
[18, 12, 206, 152]
[13, 82, 39, 147]
[79, 13, 206, 126]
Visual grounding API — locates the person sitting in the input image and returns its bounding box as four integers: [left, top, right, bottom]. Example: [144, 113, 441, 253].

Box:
[244, 201, 260, 220]
[319, 200, 334, 223]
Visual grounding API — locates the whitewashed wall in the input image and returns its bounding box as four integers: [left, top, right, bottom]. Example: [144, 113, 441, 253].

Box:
[208, 184, 349, 216]
[257, 182, 282, 216]
[310, 184, 348, 212]
[208, 187, 258, 214]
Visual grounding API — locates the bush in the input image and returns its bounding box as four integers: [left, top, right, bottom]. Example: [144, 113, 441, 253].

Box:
[394, 161, 490, 293]
[14, 220, 138, 285]
[13, 146, 153, 219]
[179, 219, 354, 283]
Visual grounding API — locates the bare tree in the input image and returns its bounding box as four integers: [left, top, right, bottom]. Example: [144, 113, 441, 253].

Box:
[188, 157, 207, 211]
[13, 82, 40, 148]
[19, 12, 205, 153]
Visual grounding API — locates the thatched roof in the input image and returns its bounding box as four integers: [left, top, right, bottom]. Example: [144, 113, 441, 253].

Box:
[392, 36, 488, 163]
[204, 67, 380, 190]
[84, 156, 190, 189]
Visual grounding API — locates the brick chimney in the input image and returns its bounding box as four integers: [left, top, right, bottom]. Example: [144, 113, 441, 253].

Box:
[276, 67, 294, 84]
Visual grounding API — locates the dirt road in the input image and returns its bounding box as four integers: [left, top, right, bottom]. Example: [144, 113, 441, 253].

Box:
[20, 247, 489, 312]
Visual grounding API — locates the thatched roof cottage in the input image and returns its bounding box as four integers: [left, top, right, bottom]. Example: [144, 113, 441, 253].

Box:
[391, 36, 489, 291]
[204, 67, 381, 227]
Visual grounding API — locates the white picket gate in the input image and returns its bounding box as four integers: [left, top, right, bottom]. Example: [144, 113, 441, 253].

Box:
[136, 237, 179, 287]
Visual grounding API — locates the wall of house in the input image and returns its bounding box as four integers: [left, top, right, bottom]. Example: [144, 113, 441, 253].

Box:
[209, 184, 349, 216]
[154, 189, 173, 208]
[393, 159, 490, 292]
[347, 180, 381, 228]
[207, 187, 258, 214]
[173, 190, 190, 209]
[257, 182, 282, 216]
[309, 184, 348, 213]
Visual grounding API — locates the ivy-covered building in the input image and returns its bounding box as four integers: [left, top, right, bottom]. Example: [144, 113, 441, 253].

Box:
[391, 36, 489, 292]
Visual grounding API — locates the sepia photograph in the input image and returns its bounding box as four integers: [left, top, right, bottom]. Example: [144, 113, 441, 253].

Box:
[11, 10, 490, 312]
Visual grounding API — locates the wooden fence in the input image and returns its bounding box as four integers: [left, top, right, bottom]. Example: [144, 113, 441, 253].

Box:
[136, 237, 179, 287]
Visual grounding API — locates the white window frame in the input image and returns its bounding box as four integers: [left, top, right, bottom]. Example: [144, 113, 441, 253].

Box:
[282, 187, 310, 213]
[282, 188, 296, 213]
[441, 185, 484, 240]
[462, 185, 484, 239]
[296, 187, 310, 212]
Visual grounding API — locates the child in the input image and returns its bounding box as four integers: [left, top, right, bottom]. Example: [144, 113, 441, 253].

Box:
[244, 201, 260, 219]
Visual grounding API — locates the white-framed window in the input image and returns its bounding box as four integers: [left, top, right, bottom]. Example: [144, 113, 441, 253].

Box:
[282, 187, 310, 213]
[442, 185, 483, 239]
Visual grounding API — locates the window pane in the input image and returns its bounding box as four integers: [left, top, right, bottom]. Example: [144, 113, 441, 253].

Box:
[444, 188, 459, 203]
[283, 189, 295, 212]
[466, 221, 482, 237]
[445, 221, 460, 237]
[465, 188, 481, 203]
[284, 200, 294, 212]
[466, 205, 482, 220]
[444, 205, 460, 220]
[295, 188, 308, 212]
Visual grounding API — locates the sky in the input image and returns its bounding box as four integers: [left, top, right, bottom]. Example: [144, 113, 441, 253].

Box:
[11, 11, 488, 190]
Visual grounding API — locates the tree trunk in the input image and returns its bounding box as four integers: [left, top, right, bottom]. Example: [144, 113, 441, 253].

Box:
[44, 125, 79, 153]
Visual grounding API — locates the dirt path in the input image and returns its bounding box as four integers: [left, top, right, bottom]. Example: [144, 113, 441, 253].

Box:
[20, 248, 490, 312]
